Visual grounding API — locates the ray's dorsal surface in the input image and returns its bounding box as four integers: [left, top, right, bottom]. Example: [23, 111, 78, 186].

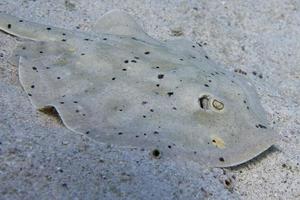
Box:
[0, 10, 277, 167]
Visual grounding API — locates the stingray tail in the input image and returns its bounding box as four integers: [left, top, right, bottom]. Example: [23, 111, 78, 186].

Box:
[0, 12, 62, 41]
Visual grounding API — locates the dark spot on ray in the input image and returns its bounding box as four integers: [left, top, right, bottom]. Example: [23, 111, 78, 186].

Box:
[119, 109, 123, 112]
[167, 92, 174, 97]
[31, 85, 35, 89]
[60, 102, 64, 104]
[124, 60, 129, 63]
[112, 77, 116, 80]
[158, 74, 164, 79]
[205, 55, 209, 59]
[57, 77, 61, 80]
[122, 68, 127, 71]
[151, 149, 160, 158]
[144, 51, 150, 55]
[103, 38, 107, 40]
[234, 69, 247, 75]
[197, 42, 202, 47]
[256, 124, 267, 129]
[131, 60, 137, 63]
[204, 84, 209, 87]
[156, 84, 160, 87]
[118, 132, 123, 135]
[84, 38, 90, 41]
[62, 33, 66, 36]
[7, 24, 11, 29]
[46, 27, 51, 30]
[224, 179, 232, 187]
[28, 93, 32, 96]
[219, 157, 225, 162]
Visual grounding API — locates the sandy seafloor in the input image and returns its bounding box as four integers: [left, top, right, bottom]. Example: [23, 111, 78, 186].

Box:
[0, 0, 299, 199]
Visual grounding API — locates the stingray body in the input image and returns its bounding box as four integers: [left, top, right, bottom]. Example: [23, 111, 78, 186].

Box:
[0, 10, 276, 167]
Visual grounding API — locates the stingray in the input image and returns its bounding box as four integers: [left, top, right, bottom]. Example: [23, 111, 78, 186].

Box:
[0, 10, 277, 167]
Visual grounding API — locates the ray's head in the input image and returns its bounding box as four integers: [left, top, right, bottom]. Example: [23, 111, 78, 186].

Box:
[177, 70, 276, 166]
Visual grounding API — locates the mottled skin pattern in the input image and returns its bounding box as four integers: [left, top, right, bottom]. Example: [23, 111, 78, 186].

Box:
[0, 10, 276, 167]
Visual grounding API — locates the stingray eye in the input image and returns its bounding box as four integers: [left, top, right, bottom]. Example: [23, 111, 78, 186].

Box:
[199, 95, 224, 112]
[212, 99, 224, 111]
[198, 95, 210, 110]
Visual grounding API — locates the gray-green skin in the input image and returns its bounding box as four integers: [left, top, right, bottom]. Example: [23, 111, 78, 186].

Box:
[0, 10, 277, 167]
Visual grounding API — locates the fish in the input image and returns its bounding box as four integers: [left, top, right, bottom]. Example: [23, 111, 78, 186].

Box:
[0, 10, 277, 167]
